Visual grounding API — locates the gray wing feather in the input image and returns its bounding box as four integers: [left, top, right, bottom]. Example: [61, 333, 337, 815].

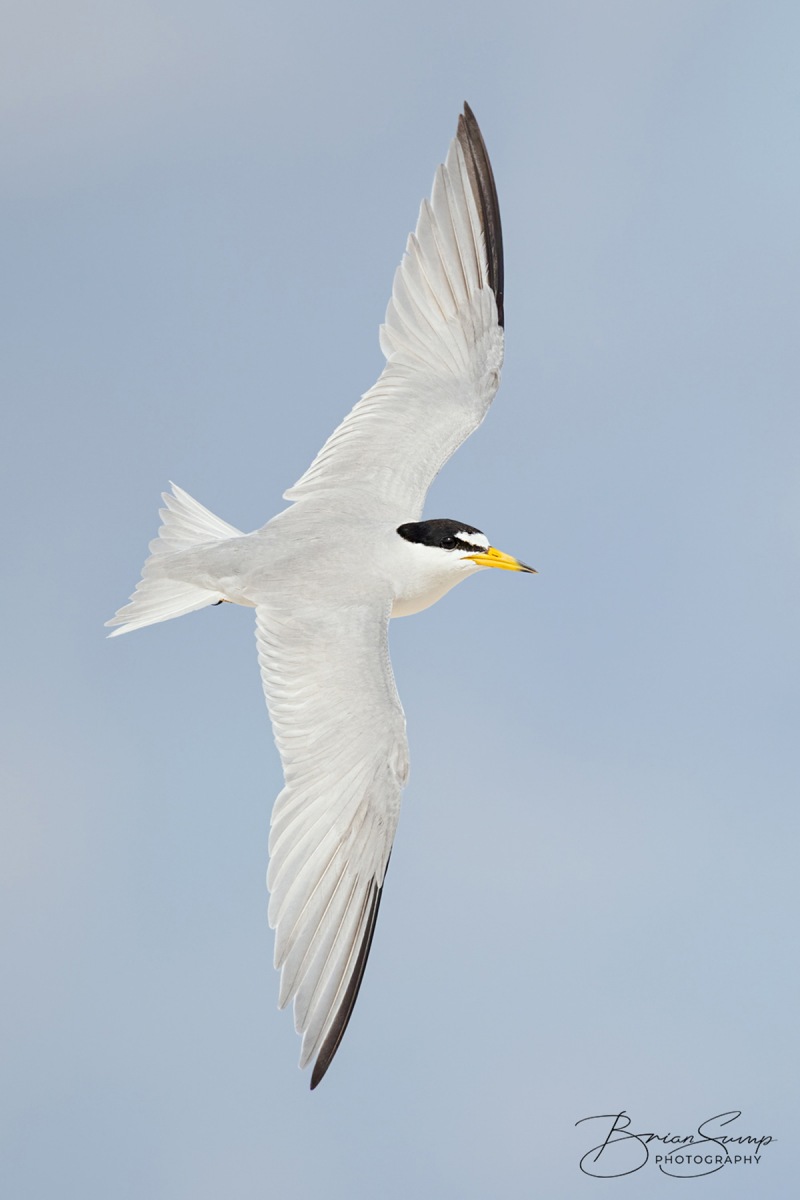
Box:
[283, 105, 504, 521]
[256, 601, 407, 1085]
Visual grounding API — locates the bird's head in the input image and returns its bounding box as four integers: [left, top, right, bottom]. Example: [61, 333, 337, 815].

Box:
[397, 518, 535, 574]
[391, 519, 535, 617]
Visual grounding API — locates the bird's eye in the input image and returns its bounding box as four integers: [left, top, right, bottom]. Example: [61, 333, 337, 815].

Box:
[441, 535, 457, 550]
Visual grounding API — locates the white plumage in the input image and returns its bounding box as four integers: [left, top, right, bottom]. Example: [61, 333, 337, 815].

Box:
[108, 105, 534, 1087]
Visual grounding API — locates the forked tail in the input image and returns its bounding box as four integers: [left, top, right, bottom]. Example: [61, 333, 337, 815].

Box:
[106, 483, 244, 637]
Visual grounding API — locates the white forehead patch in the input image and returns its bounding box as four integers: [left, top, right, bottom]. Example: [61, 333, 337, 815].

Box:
[456, 530, 489, 550]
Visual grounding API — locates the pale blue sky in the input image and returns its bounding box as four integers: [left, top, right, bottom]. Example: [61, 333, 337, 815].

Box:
[2, 2, 798, 1196]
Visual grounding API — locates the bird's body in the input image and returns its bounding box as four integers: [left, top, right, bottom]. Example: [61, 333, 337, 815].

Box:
[161, 507, 494, 616]
[108, 105, 534, 1087]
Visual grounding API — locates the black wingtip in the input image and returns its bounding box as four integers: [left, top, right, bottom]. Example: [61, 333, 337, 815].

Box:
[309, 878, 386, 1090]
[456, 103, 504, 328]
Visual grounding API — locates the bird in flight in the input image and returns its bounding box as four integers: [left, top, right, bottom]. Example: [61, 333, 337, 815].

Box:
[108, 104, 535, 1087]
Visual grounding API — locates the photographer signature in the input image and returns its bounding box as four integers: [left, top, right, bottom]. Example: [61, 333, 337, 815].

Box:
[576, 1110, 774, 1178]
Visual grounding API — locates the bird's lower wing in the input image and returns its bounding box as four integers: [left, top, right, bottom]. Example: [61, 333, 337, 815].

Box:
[255, 600, 407, 1087]
[283, 105, 504, 523]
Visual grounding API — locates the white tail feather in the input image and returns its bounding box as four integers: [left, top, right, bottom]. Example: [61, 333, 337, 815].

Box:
[106, 483, 244, 637]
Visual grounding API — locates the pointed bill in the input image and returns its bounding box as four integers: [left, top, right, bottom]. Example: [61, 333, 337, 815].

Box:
[467, 546, 537, 573]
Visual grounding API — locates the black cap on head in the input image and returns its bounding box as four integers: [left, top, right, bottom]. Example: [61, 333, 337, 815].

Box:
[397, 519, 487, 551]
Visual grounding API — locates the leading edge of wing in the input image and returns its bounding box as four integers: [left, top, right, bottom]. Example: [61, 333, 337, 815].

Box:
[457, 103, 504, 327]
[310, 870, 387, 1089]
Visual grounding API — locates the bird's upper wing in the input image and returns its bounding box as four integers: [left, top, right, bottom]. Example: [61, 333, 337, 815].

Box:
[255, 599, 407, 1087]
[283, 104, 504, 522]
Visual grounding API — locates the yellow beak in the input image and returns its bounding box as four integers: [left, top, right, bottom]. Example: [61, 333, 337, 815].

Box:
[466, 546, 537, 573]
